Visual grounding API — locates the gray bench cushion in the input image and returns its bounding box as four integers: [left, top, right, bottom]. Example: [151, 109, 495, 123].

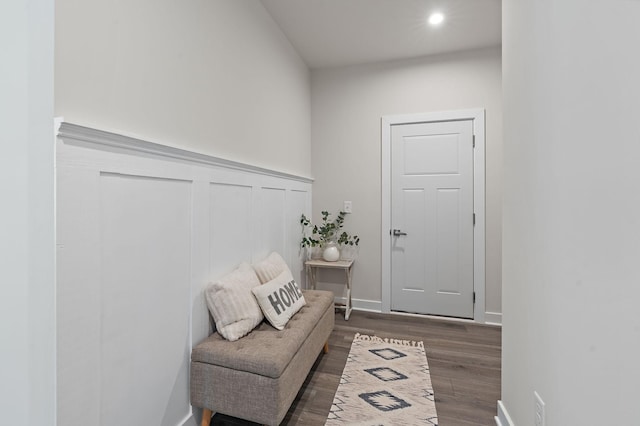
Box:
[191, 290, 333, 379]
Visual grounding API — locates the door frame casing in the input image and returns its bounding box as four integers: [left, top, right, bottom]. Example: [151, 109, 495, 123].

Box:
[381, 109, 486, 322]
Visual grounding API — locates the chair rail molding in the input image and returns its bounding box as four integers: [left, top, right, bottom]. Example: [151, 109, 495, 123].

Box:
[57, 122, 313, 184]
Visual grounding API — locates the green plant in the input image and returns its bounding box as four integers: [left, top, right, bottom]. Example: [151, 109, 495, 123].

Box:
[300, 211, 360, 248]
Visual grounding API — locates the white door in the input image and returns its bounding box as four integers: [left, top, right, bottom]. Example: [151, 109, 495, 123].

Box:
[391, 119, 474, 318]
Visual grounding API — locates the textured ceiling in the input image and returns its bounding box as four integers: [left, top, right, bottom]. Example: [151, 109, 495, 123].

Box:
[261, 0, 502, 69]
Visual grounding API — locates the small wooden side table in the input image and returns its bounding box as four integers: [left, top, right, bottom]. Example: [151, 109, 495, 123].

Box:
[305, 258, 354, 320]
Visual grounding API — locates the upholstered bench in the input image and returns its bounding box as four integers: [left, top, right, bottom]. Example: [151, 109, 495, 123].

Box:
[191, 289, 335, 426]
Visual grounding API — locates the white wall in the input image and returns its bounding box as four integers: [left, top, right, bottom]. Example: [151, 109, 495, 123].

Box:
[311, 47, 503, 318]
[54, 2, 312, 423]
[502, 0, 640, 424]
[0, 0, 55, 425]
[55, 0, 311, 177]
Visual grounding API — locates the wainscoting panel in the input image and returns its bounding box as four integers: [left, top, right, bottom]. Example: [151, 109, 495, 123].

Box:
[209, 183, 254, 280]
[99, 173, 192, 426]
[57, 166, 102, 426]
[56, 123, 312, 426]
[259, 187, 287, 262]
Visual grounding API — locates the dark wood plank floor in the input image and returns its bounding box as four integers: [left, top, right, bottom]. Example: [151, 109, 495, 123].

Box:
[212, 310, 501, 426]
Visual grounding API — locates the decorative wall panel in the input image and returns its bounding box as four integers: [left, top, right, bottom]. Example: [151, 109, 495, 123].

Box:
[56, 123, 312, 426]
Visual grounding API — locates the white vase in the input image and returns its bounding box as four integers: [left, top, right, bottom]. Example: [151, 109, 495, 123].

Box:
[322, 242, 340, 262]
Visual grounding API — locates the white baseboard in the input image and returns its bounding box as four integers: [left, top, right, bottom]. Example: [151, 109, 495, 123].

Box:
[334, 297, 503, 326]
[334, 296, 382, 313]
[496, 400, 515, 426]
[180, 412, 197, 426]
[485, 311, 502, 326]
[332, 294, 502, 326]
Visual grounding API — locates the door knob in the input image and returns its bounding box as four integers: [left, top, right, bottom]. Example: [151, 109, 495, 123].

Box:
[392, 229, 407, 236]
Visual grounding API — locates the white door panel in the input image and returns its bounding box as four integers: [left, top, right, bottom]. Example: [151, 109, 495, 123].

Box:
[391, 119, 474, 318]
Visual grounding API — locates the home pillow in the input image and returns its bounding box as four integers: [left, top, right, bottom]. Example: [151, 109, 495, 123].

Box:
[205, 262, 264, 342]
[252, 269, 306, 330]
[253, 251, 292, 284]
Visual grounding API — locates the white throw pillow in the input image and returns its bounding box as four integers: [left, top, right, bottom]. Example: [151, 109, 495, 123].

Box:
[252, 269, 306, 330]
[253, 252, 292, 284]
[205, 263, 264, 341]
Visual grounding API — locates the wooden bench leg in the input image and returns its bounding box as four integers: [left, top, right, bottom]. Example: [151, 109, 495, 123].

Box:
[323, 342, 329, 354]
[201, 408, 213, 426]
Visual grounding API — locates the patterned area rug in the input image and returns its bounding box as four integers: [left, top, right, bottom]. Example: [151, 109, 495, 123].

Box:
[326, 333, 438, 426]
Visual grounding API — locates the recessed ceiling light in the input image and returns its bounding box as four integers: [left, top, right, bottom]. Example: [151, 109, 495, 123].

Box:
[428, 12, 445, 26]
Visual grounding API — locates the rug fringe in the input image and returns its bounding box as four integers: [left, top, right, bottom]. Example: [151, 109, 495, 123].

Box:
[354, 332, 424, 348]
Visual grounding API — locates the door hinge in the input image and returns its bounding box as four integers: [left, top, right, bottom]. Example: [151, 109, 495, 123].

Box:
[473, 135, 476, 148]
[473, 213, 476, 226]
[473, 292, 476, 304]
